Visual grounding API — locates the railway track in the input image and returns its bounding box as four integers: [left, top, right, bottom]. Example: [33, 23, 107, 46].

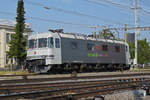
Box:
[0, 72, 150, 85]
[0, 80, 116, 94]
[0, 73, 150, 100]
[0, 78, 145, 93]
[0, 72, 149, 78]
[0, 78, 149, 100]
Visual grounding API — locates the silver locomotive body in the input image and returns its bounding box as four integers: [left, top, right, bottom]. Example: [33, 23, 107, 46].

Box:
[26, 32, 130, 73]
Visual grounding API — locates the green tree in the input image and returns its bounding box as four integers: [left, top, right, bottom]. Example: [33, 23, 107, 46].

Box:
[99, 29, 115, 39]
[7, 0, 26, 67]
[128, 39, 150, 64]
[128, 42, 135, 59]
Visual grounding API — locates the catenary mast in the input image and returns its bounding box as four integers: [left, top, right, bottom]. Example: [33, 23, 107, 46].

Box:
[134, 0, 139, 65]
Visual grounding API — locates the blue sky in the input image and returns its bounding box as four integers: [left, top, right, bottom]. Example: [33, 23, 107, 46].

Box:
[0, 0, 150, 40]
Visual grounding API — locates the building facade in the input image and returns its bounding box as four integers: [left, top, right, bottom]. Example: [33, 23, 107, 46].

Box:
[0, 19, 32, 68]
[127, 33, 135, 43]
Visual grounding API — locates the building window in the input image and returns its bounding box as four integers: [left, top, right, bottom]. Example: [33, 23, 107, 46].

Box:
[11, 58, 13, 64]
[87, 43, 95, 51]
[115, 46, 120, 52]
[6, 54, 9, 64]
[6, 33, 9, 44]
[102, 45, 108, 51]
[71, 42, 78, 49]
[55, 38, 60, 48]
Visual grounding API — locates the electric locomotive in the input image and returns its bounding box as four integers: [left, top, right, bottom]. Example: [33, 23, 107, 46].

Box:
[26, 30, 130, 73]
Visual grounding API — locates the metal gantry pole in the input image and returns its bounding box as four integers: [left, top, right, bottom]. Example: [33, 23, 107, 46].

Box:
[125, 24, 127, 43]
[134, 0, 138, 65]
[88, 26, 98, 38]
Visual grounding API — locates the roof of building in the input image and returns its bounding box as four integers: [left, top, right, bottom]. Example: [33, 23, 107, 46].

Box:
[0, 19, 31, 28]
[0, 19, 16, 26]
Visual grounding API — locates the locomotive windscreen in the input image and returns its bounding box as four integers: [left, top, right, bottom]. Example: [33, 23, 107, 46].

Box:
[28, 39, 37, 48]
[38, 38, 47, 48]
[28, 37, 54, 49]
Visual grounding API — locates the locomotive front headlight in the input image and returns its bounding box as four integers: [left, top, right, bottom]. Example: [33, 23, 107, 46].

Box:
[47, 55, 54, 59]
[41, 55, 46, 59]
[26, 56, 31, 60]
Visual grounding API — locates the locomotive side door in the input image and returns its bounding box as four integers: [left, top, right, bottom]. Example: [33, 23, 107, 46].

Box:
[46, 34, 62, 65]
[51, 33, 62, 64]
[125, 45, 131, 65]
[53, 37, 62, 64]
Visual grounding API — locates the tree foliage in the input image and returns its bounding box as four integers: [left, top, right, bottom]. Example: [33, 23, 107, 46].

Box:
[7, 0, 26, 66]
[99, 29, 115, 39]
[128, 39, 150, 64]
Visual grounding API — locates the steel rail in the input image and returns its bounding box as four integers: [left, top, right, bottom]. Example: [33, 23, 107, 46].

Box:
[0, 72, 149, 77]
[0, 72, 149, 84]
[40, 85, 138, 100]
[0, 77, 146, 93]
[0, 80, 147, 100]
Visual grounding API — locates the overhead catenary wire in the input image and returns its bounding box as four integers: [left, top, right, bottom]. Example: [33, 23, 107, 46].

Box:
[83, 0, 133, 18]
[0, 11, 129, 30]
[135, 1, 150, 24]
[28, 16, 93, 27]
[105, 26, 150, 31]
[85, 0, 150, 15]
[7, 0, 150, 26]
[97, 0, 131, 9]
[84, 0, 150, 26]
[24, 0, 105, 19]
[7, 0, 150, 29]
[139, 12, 150, 25]
[84, 0, 132, 11]
[138, 0, 150, 11]
[22, 0, 127, 26]
[140, 8, 150, 17]
[103, 0, 150, 18]
[82, 0, 135, 26]
[0, 11, 93, 27]
[83, 0, 150, 16]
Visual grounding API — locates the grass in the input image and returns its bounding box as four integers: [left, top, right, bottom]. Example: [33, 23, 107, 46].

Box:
[0, 70, 29, 75]
[129, 66, 150, 72]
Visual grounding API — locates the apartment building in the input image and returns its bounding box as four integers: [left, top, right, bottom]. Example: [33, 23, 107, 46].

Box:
[0, 19, 32, 68]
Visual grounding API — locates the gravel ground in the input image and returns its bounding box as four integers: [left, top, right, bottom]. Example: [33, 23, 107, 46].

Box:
[142, 96, 150, 100]
[28, 71, 149, 78]
[104, 90, 150, 100]
[0, 71, 150, 80]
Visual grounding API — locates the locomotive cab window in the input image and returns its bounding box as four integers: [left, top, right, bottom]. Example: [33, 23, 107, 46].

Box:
[55, 38, 60, 48]
[87, 43, 95, 51]
[38, 38, 47, 48]
[28, 39, 37, 48]
[126, 46, 128, 52]
[102, 45, 108, 51]
[71, 42, 78, 49]
[48, 37, 54, 48]
[96, 45, 100, 51]
[115, 46, 120, 52]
